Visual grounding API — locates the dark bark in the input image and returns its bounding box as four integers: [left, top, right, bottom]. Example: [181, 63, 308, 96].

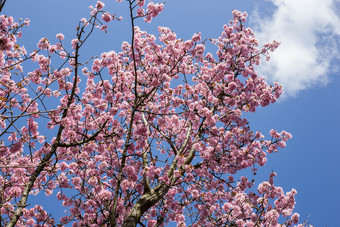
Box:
[122, 184, 169, 227]
[0, 0, 7, 13]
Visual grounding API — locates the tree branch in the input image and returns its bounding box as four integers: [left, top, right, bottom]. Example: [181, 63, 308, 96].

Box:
[0, 0, 7, 13]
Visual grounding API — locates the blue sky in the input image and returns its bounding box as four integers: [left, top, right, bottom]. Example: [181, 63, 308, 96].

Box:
[3, 0, 340, 226]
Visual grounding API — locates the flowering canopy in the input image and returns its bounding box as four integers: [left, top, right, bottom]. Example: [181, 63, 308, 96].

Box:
[0, 0, 304, 226]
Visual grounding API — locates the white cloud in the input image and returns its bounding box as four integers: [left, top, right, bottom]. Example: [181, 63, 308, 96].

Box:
[251, 0, 340, 95]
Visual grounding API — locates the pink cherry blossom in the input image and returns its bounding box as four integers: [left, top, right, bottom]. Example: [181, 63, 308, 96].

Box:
[102, 12, 111, 22]
[56, 33, 64, 40]
[71, 38, 79, 49]
[95, 1, 105, 10]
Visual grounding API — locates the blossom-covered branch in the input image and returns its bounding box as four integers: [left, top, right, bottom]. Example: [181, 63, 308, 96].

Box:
[0, 1, 306, 226]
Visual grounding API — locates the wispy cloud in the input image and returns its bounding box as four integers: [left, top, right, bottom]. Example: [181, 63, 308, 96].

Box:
[251, 0, 340, 95]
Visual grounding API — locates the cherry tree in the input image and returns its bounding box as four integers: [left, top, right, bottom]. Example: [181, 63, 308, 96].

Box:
[0, 0, 304, 226]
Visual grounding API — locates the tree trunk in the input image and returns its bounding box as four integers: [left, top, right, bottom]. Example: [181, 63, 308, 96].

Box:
[122, 184, 169, 227]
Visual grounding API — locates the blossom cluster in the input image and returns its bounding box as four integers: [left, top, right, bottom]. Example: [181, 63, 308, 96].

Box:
[0, 1, 305, 227]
